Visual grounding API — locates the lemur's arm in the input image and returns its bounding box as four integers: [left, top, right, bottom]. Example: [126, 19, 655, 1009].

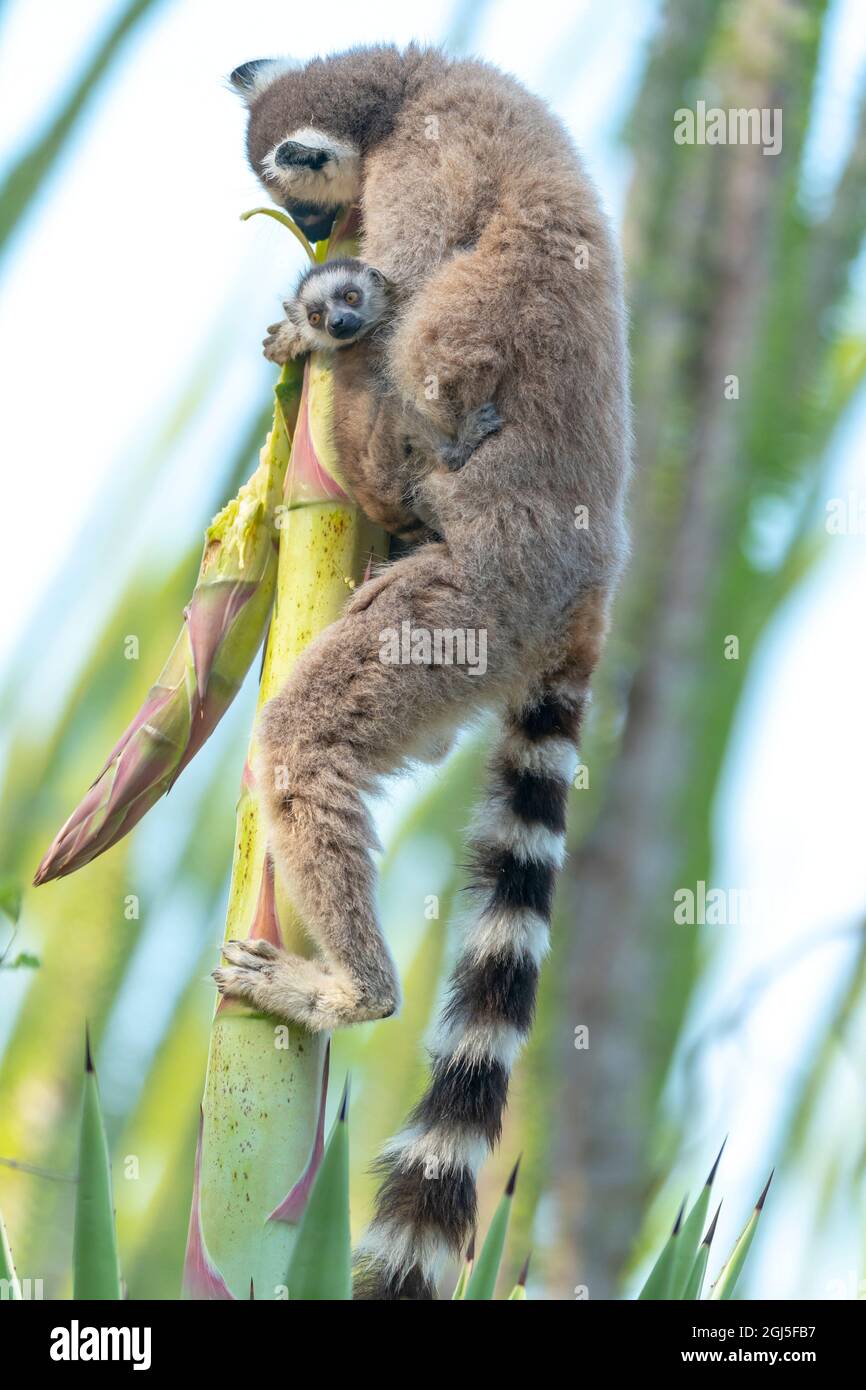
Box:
[262, 317, 309, 365]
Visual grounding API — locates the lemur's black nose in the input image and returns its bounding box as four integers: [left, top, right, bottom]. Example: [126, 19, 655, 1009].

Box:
[275, 141, 330, 171]
[327, 311, 363, 340]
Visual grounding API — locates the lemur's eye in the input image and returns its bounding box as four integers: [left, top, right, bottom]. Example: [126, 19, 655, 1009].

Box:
[308, 311, 322, 327]
[344, 290, 360, 305]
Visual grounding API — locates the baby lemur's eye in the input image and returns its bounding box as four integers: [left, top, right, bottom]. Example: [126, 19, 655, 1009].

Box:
[344, 290, 360, 305]
[308, 311, 322, 327]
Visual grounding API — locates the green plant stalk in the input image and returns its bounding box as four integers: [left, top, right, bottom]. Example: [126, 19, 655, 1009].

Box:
[73, 1036, 121, 1300]
[0, 1208, 21, 1299]
[184, 210, 385, 1299]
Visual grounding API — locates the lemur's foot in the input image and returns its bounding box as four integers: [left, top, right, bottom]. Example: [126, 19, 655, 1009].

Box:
[213, 938, 396, 1030]
[263, 318, 307, 365]
[438, 401, 502, 471]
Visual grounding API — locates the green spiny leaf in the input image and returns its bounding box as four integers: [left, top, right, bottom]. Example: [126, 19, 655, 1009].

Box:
[507, 1254, 531, 1301]
[452, 1230, 475, 1299]
[638, 1196, 686, 1299]
[710, 1173, 773, 1301]
[73, 1030, 121, 1300]
[682, 1202, 721, 1301]
[0, 1208, 21, 1300]
[670, 1139, 726, 1298]
[464, 1159, 519, 1301]
[286, 1080, 351, 1301]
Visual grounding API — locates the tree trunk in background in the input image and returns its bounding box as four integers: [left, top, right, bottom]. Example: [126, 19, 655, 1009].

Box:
[551, 0, 821, 1297]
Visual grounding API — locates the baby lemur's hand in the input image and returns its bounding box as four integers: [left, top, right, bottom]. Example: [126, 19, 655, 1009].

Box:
[263, 317, 308, 365]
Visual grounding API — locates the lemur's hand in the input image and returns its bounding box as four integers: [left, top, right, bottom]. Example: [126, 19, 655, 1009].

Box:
[263, 317, 308, 365]
[437, 402, 503, 472]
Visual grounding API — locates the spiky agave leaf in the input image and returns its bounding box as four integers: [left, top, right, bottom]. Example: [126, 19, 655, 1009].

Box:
[452, 1230, 476, 1299]
[285, 1082, 351, 1301]
[464, 1160, 520, 1301]
[638, 1196, 687, 1300]
[682, 1201, 721, 1301]
[507, 1254, 530, 1300]
[710, 1172, 773, 1301]
[0, 1208, 21, 1300]
[73, 1030, 121, 1300]
[669, 1139, 726, 1298]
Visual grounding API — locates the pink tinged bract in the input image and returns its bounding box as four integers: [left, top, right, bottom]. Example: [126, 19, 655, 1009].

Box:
[33, 685, 185, 883]
[285, 370, 349, 505]
[34, 564, 270, 884]
[182, 1112, 234, 1300]
[215, 853, 283, 1016]
[268, 1043, 330, 1225]
[186, 578, 259, 705]
[247, 853, 283, 948]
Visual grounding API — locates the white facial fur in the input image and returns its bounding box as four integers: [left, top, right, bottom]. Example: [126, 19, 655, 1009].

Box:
[263, 126, 361, 208]
[287, 263, 389, 351]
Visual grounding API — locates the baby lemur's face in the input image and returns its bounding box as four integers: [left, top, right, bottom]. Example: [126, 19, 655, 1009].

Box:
[289, 259, 389, 350]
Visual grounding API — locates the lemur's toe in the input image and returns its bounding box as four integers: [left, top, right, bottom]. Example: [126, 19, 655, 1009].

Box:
[226, 936, 280, 957]
[212, 963, 265, 1003]
[222, 939, 280, 969]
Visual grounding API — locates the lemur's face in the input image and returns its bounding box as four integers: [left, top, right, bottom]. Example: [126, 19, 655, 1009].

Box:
[261, 127, 361, 233]
[289, 261, 389, 350]
[230, 59, 362, 241]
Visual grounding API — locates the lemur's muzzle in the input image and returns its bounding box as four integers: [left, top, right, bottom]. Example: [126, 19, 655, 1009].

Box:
[284, 199, 337, 243]
[275, 140, 331, 171]
[326, 310, 363, 340]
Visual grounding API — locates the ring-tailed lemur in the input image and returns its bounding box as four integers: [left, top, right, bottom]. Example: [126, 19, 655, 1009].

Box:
[214, 45, 631, 1299]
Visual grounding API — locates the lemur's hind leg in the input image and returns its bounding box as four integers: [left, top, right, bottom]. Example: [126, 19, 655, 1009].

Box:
[214, 543, 510, 1032]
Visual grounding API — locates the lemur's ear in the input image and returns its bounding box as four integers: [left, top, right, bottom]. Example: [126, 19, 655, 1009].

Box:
[228, 58, 297, 105]
[368, 268, 392, 290]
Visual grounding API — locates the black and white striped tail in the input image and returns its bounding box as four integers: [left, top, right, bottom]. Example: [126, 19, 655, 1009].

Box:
[354, 678, 587, 1299]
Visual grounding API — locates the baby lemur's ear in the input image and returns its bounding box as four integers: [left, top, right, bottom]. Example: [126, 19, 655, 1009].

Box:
[367, 267, 392, 290]
[228, 57, 297, 105]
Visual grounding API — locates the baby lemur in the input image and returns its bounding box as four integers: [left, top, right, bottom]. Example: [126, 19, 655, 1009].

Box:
[264, 256, 504, 538]
[214, 45, 631, 1300]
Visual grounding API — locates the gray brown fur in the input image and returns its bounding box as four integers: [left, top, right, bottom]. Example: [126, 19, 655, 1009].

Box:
[214, 44, 631, 1298]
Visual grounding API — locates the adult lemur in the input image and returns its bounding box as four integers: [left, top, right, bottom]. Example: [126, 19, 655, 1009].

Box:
[214, 45, 631, 1299]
